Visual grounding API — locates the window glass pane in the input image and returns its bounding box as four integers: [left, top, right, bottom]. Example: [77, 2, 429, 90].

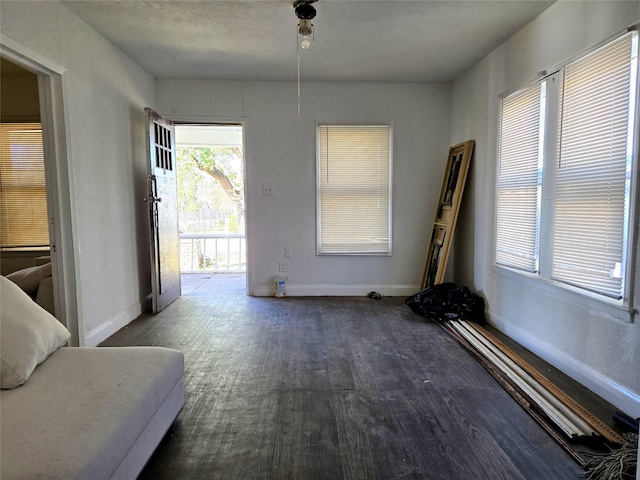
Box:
[552, 32, 637, 299]
[317, 125, 392, 254]
[0, 123, 49, 248]
[496, 84, 543, 272]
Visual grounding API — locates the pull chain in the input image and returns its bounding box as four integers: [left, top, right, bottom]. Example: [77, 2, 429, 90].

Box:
[297, 36, 301, 117]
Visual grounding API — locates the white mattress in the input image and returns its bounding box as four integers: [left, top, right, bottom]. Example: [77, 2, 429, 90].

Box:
[0, 347, 184, 480]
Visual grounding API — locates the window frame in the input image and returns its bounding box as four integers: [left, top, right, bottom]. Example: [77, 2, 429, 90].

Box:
[495, 81, 545, 273]
[315, 123, 393, 256]
[494, 29, 640, 312]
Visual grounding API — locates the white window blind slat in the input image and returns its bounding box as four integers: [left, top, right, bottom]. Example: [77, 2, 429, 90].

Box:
[0, 123, 49, 248]
[496, 84, 544, 272]
[552, 32, 637, 299]
[317, 125, 392, 255]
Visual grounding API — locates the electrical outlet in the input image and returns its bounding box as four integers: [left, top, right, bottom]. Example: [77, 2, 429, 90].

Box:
[284, 247, 292, 258]
[279, 262, 289, 272]
[262, 184, 274, 195]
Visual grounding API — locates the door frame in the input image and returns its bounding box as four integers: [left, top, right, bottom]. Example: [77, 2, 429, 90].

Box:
[171, 115, 250, 295]
[1, 35, 81, 346]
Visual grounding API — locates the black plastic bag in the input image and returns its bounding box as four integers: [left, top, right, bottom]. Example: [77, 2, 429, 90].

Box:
[405, 282, 485, 323]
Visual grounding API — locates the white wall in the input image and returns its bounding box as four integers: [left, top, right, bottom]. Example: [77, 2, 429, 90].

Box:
[1, 1, 156, 346]
[157, 80, 451, 296]
[450, 1, 640, 416]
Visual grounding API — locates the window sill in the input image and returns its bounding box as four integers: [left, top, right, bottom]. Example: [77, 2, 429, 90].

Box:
[1, 246, 50, 252]
[494, 264, 636, 324]
[317, 252, 393, 256]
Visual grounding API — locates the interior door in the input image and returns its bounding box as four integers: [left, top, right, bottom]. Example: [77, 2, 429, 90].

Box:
[146, 107, 181, 313]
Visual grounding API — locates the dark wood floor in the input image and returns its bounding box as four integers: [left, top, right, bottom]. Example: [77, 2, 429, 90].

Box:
[101, 274, 583, 479]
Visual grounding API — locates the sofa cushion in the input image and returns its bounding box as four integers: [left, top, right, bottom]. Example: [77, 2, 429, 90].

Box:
[0, 275, 70, 389]
[0, 347, 184, 480]
[35, 275, 56, 315]
[5, 262, 52, 294]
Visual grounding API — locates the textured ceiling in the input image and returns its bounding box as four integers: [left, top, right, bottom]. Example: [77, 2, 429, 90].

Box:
[62, 0, 554, 82]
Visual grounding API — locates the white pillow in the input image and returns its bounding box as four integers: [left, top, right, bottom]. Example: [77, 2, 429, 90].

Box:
[1, 275, 70, 389]
[5, 262, 52, 295]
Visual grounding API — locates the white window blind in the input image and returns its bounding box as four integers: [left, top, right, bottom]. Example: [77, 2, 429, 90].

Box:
[0, 123, 49, 248]
[552, 32, 637, 299]
[317, 124, 392, 255]
[496, 84, 544, 272]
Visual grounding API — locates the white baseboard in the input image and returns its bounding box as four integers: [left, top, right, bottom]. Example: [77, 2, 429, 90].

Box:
[84, 301, 146, 347]
[250, 283, 421, 298]
[491, 314, 640, 419]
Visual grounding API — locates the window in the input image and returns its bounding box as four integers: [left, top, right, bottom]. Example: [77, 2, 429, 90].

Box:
[496, 31, 638, 301]
[0, 123, 49, 249]
[317, 124, 392, 255]
[496, 83, 544, 272]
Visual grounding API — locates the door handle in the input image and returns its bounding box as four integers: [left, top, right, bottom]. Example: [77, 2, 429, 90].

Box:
[146, 174, 162, 203]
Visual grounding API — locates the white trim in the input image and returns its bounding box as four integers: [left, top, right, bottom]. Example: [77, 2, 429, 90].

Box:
[626, 29, 640, 314]
[84, 302, 145, 347]
[250, 283, 420, 297]
[0, 34, 66, 75]
[490, 313, 640, 418]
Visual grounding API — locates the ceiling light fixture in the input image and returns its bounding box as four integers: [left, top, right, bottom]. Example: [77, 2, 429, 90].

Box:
[294, 1, 317, 49]
[294, 0, 318, 117]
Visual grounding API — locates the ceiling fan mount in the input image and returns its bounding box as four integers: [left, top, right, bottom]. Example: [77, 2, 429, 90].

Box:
[294, 0, 317, 21]
[294, 0, 317, 41]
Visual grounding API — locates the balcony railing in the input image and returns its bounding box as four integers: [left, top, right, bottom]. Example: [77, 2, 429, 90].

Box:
[180, 233, 246, 273]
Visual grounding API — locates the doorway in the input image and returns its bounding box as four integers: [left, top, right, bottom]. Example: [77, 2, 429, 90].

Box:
[0, 59, 49, 276]
[0, 42, 79, 345]
[174, 124, 246, 296]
